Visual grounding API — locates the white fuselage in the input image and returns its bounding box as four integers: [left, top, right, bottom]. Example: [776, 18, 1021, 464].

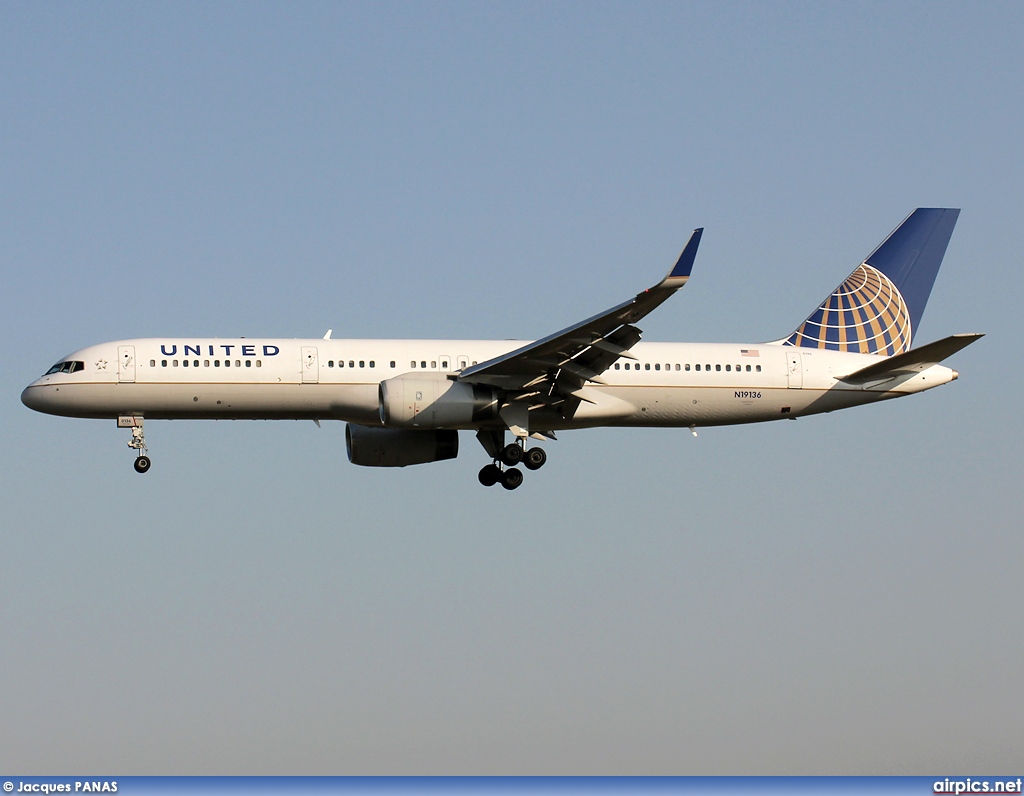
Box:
[21, 337, 958, 430]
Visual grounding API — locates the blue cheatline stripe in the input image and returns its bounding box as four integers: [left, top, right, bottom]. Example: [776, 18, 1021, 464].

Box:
[1, 777, 1016, 794]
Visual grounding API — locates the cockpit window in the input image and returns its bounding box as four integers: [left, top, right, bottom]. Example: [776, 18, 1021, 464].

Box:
[44, 361, 85, 375]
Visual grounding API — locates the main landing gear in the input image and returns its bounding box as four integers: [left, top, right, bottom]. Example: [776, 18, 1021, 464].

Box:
[475, 432, 547, 491]
[119, 416, 151, 474]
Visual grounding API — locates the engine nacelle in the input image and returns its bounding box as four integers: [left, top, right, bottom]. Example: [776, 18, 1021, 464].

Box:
[345, 423, 458, 467]
[378, 375, 499, 428]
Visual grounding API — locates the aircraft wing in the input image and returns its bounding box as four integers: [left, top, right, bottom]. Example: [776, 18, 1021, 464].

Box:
[459, 229, 703, 398]
[838, 333, 984, 383]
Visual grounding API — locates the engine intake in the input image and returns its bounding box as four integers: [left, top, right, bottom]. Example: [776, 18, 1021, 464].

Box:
[345, 423, 458, 467]
[378, 375, 499, 428]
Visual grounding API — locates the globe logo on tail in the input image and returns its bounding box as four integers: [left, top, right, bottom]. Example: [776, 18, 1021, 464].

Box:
[785, 263, 912, 356]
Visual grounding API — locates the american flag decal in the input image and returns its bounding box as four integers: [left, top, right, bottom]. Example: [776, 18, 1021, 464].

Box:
[740, 349, 759, 357]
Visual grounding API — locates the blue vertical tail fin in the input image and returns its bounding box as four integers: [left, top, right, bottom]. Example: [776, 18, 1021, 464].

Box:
[784, 208, 960, 355]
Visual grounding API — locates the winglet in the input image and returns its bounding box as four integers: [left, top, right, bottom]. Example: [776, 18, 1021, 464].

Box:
[662, 228, 703, 285]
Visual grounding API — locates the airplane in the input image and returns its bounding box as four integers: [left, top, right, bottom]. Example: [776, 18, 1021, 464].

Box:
[22, 208, 982, 490]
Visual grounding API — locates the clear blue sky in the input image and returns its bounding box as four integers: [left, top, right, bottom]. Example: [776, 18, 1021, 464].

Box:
[2, 0, 1021, 773]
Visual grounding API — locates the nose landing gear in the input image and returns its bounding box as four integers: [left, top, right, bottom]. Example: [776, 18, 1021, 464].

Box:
[119, 416, 152, 474]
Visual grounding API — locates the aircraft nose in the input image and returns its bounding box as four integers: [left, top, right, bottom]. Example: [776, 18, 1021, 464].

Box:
[21, 384, 47, 412]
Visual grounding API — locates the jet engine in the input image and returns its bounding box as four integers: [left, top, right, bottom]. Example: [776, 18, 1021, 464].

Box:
[378, 375, 499, 428]
[345, 423, 458, 467]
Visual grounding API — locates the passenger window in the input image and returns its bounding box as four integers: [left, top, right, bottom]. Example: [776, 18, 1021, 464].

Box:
[204, 360, 210, 367]
[328, 360, 334, 367]
[256, 360, 262, 367]
[756, 365, 761, 372]
[150, 360, 156, 367]
[644, 363, 650, 370]
[235, 360, 241, 367]
[359, 360, 365, 368]
[431, 361, 436, 368]
[614, 363, 620, 370]
[441, 360, 448, 369]
[706, 364, 710, 371]
[369, 361, 375, 368]
[183, 360, 189, 367]
[390, 361, 396, 368]
[716, 364, 721, 371]
[349, 361, 354, 368]
[411, 361, 416, 368]
[421, 361, 427, 369]
[245, 360, 252, 368]
[162, 360, 168, 367]
[695, 364, 700, 371]
[746, 364, 751, 372]
[655, 363, 661, 371]
[725, 364, 731, 372]
[214, 360, 220, 367]
[173, 360, 179, 367]
[225, 360, 231, 368]
[685, 364, 690, 371]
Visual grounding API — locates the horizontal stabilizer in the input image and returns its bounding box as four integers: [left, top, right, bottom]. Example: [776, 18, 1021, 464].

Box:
[839, 333, 983, 383]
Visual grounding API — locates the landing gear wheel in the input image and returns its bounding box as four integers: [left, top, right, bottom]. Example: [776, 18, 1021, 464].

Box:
[500, 443, 523, 467]
[501, 467, 524, 490]
[523, 447, 547, 470]
[478, 463, 502, 487]
[134, 455, 151, 474]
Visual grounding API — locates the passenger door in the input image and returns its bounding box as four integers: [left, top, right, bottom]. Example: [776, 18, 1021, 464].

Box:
[786, 350, 803, 389]
[118, 345, 136, 383]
